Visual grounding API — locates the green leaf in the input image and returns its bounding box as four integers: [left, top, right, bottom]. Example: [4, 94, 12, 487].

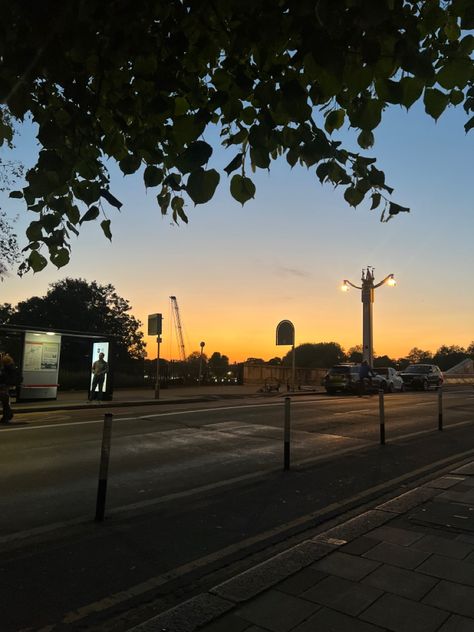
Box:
[357, 130, 374, 149]
[26, 221, 43, 242]
[100, 219, 112, 240]
[73, 181, 101, 205]
[324, 109, 345, 134]
[424, 88, 449, 120]
[176, 141, 213, 174]
[437, 58, 472, 90]
[79, 205, 100, 224]
[157, 190, 171, 214]
[187, 168, 220, 205]
[51, 248, 70, 268]
[370, 193, 381, 210]
[344, 186, 365, 207]
[465, 115, 474, 133]
[28, 250, 48, 272]
[349, 99, 383, 131]
[224, 153, 243, 176]
[400, 77, 424, 109]
[119, 154, 142, 175]
[230, 174, 256, 205]
[389, 202, 410, 215]
[9, 190, 23, 199]
[450, 89, 464, 106]
[143, 165, 163, 188]
[171, 196, 188, 223]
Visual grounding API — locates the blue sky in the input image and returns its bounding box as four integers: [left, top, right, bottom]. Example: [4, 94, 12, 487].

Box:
[1, 99, 473, 363]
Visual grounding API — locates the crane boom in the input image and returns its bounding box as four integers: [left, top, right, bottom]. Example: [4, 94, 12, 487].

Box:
[169, 296, 186, 361]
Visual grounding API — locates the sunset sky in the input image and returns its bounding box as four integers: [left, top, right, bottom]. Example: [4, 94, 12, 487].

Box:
[1, 101, 473, 363]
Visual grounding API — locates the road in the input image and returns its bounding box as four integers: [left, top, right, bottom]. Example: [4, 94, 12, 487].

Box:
[0, 387, 473, 631]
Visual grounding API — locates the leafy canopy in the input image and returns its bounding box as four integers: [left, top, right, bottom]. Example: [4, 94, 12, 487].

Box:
[1, 1, 474, 272]
[0, 278, 146, 360]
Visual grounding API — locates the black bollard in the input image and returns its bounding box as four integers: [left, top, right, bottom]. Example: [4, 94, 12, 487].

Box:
[379, 389, 385, 445]
[95, 413, 113, 522]
[284, 397, 291, 470]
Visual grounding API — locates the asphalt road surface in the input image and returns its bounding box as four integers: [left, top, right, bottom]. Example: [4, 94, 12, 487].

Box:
[0, 387, 473, 631]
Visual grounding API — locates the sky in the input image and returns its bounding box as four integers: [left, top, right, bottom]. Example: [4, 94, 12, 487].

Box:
[1, 100, 473, 364]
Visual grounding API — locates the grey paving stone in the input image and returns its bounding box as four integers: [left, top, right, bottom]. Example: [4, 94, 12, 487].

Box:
[341, 536, 380, 556]
[363, 541, 431, 569]
[211, 540, 333, 602]
[312, 510, 392, 543]
[312, 551, 380, 581]
[362, 563, 437, 600]
[438, 614, 474, 631]
[412, 534, 473, 560]
[423, 580, 474, 618]
[376, 487, 438, 514]
[292, 606, 386, 632]
[451, 462, 474, 476]
[418, 555, 474, 586]
[234, 589, 319, 632]
[198, 613, 253, 632]
[131, 593, 233, 632]
[302, 574, 382, 616]
[361, 592, 449, 632]
[438, 489, 474, 503]
[276, 567, 327, 596]
[368, 525, 424, 546]
[425, 476, 466, 490]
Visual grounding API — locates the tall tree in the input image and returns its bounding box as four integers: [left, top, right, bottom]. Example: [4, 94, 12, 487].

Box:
[283, 342, 346, 368]
[208, 351, 230, 379]
[406, 347, 433, 364]
[432, 344, 468, 370]
[2, 2, 474, 271]
[1, 278, 145, 361]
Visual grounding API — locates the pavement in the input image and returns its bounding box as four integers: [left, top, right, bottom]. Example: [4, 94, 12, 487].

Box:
[129, 460, 474, 632]
[8, 383, 474, 631]
[10, 383, 297, 415]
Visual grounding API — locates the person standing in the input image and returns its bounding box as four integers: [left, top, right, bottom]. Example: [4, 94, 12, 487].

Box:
[358, 359, 376, 397]
[0, 353, 16, 423]
[90, 352, 108, 401]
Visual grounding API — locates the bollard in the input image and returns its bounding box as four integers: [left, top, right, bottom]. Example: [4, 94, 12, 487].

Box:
[284, 397, 291, 470]
[379, 389, 385, 445]
[438, 387, 443, 431]
[95, 413, 113, 522]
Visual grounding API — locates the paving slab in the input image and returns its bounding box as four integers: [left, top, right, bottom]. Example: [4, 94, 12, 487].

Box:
[361, 563, 437, 600]
[423, 580, 474, 618]
[302, 574, 382, 616]
[360, 592, 449, 632]
[234, 589, 319, 632]
[311, 551, 380, 581]
[367, 525, 424, 546]
[362, 541, 431, 569]
[292, 607, 386, 632]
[411, 534, 474, 559]
[438, 614, 474, 631]
[376, 487, 438, 514]
[276, 567, 327, 596]
[417, 555, 474, 586]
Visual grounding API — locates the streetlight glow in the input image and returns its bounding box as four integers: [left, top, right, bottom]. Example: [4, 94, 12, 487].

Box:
[341, 267, 396, 366]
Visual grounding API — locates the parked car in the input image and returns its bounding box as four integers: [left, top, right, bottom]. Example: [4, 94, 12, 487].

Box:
[323, 364, 360, 394]
[323, 364, 386, 395]
[398, 364, 443, 390]
[374, 367, 405, 393]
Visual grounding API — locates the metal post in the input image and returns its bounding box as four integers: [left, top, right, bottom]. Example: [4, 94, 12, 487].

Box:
[379, 389, 385, 445]
[95, 413, 113, 522]
[291, 344, 296, 391]
[284, 397, 291, 470]
[438, 387, 443, 431]
[156, 336, 161, 397]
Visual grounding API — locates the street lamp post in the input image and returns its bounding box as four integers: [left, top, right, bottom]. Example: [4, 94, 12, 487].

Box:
[341, 267, 396, 366]
[198, 341, 205, 385]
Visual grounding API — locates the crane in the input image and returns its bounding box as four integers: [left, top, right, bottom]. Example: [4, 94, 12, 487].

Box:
[169, 296, 186, 361]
